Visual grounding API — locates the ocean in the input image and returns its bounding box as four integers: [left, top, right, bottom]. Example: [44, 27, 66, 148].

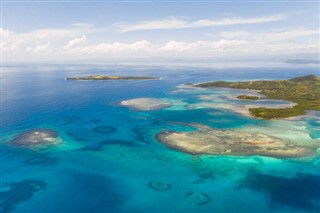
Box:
[1, 64, 320, 213]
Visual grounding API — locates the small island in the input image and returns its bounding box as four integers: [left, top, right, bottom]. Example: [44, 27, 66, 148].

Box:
[194, 74, 320, 119]
[236, 95, 260, 100]
[66, 75, 160, 81]
[7, 128, 62, 149]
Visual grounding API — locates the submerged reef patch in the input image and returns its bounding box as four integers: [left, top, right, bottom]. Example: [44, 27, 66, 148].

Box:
[148, 181, 172, 191]
[133, 126, 151, 144]
[81, 139, 140, 151]
[239, 172, 320, 212]
[66, 131, 88, 142]
[156, 127, 317, 158]
[93, 125, 116, 134]
[193, 172, 216, 184]
[7, 129, 62, 149]
[306, 117, 320, 139]
[185, 192, 210, 205]
[0, 180, 46, 213]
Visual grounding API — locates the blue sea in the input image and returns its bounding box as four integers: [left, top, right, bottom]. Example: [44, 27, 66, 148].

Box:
[1, 64, 320, 213]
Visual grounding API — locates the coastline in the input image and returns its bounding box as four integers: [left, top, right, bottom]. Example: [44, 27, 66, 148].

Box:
[191, 75, 320, 119]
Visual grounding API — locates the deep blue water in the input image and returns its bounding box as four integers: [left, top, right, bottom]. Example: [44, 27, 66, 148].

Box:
[1, 64, 320, 213]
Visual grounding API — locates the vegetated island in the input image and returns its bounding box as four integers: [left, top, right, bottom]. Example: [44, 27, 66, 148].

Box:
[236, 95, 261, 100]
[66, 75, 160, 81]
[193, 74, 320, 119]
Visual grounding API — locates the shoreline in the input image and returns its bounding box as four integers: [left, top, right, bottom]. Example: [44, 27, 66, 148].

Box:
[191, 75, 320, 119]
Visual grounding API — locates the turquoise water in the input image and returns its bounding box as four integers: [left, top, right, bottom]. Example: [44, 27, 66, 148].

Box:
[1, 64, 320, 213]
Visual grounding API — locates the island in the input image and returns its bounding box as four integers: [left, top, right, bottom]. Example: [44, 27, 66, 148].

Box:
[66, 75, 160, 81]
[7, 128, 63, 149]
[236, 95, 260, 100]
[193, 74, 320, 119]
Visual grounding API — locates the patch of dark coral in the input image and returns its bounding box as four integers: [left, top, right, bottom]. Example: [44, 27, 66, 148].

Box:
[132, 127, 150, 144]
[66, 131, 88, 142]
[148, 181, 172, 191]
[185, 192, 210, 205]
[0, 180, 46, 213]
[239, 172, 320, 212]
[93, 126, 117, 134]
[193, 172, 216, 184]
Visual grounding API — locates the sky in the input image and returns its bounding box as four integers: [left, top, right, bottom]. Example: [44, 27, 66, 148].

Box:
[1, 0, 319, 63]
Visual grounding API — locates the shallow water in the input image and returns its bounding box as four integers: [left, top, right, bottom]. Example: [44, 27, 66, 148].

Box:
[1, 64, 320, 213]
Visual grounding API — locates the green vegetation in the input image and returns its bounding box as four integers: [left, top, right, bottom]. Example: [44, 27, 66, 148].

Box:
[66, 75, 160, 80]
[237, 95, 260, 100]
[195, 74, 320, 119]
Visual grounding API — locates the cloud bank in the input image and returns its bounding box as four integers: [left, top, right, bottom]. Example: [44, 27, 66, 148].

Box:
[1, 14, 319, 62]
[115, 15, 286, 33]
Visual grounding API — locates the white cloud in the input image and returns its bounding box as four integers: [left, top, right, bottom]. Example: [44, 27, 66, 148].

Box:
[80, 40, 153, 54]
[23, 28, 81, 40]
[259, 28, 319, 42]
[74, 37, 317, 58]
[26, 42, 52, 53]
[115, 15, 286, 33]
[219, 28, 319, 42]
[1, 25, 318, 62]
[64, 35, 87, 49]
[72, 23, 94, 28]
[159, 40, 248, 52]
[0, 28, 14, 38]
[33, 42, 52, 53]
[1, 27, 92, 55]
